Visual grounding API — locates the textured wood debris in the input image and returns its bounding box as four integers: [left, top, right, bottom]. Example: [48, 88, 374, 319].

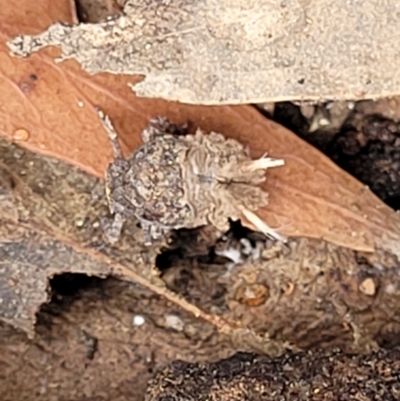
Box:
[163, 228, 400, 354]
[100, 111, 284, 245]
[145, 349, 400, 401]
[7, 0, 400, 104]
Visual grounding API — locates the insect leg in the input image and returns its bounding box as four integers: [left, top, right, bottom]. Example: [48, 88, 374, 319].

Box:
[96, 107, 124, 159]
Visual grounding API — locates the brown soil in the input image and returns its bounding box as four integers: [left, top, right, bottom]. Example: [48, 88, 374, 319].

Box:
[146, 348, 400, 401]
[0, 277, 236, 401]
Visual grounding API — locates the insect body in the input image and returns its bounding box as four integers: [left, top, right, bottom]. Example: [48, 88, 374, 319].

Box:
[99, 110, 285, 245]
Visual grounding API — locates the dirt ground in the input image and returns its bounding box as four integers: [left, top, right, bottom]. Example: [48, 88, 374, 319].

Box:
[2, 1, 400, 401]
[146, 348, 400, 400]
[0, 277, 237, 401]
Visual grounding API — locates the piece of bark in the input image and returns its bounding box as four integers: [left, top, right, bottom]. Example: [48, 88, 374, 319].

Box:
[7, 0, 400, 105]
[2, 0, 400, 258]
[145, 349, 400, 401]
[163, 236, 400, 354]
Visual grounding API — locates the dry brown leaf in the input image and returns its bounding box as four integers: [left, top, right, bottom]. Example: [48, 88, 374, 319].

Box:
[1, 0, 400, 259]
[7, 0, 400, 105]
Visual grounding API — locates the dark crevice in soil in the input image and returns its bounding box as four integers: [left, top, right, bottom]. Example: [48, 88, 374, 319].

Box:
[272, 102, 311, 140]
[50, 273, 105, 297]
[156, 219, 270, 273]
[74, 0, 124, 23]
[37, 274, 108, 324]
[328, 115, 400, 210]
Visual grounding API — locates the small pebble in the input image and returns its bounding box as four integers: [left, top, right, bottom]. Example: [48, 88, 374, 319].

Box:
[75, 218, 85, 228]
[165, 315, 184, 331]
[359, 277, 376, 296]
[133, 315, 145, 326]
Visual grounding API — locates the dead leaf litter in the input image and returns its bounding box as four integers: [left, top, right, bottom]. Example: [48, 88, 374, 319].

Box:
[3, 0, 400, 400]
